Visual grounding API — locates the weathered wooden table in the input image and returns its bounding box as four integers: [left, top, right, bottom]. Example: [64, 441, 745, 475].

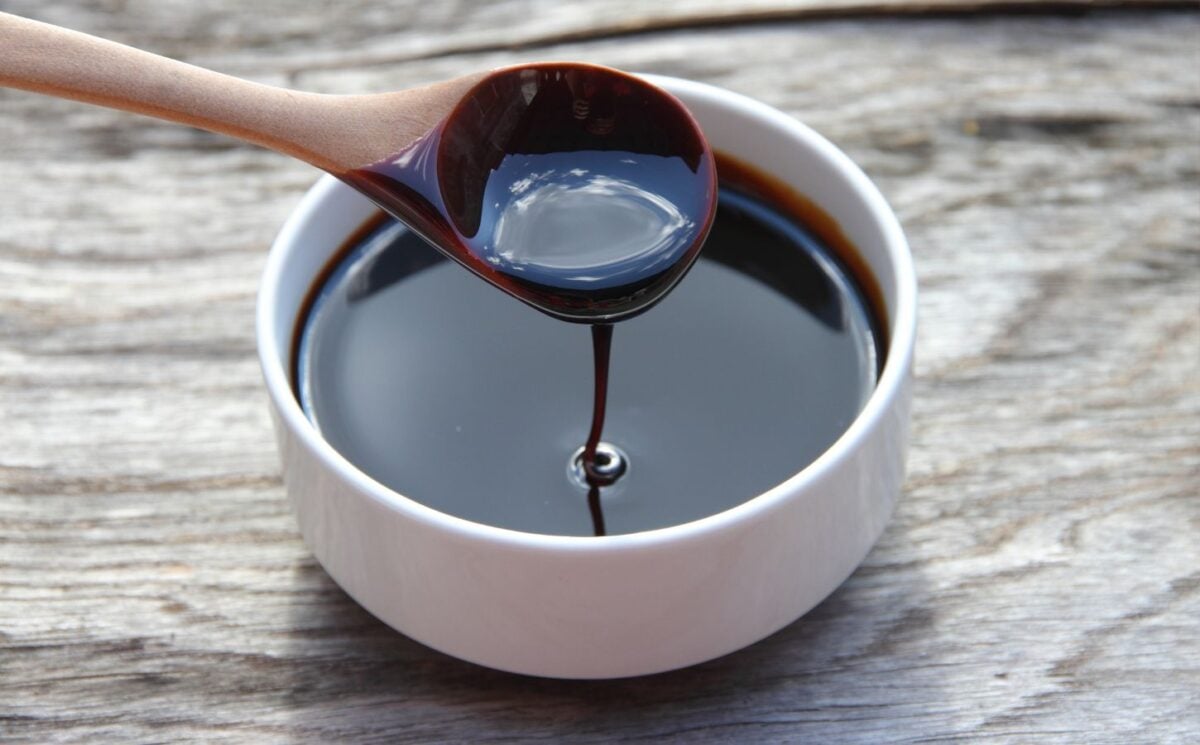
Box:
[2, 2, 1197, 742]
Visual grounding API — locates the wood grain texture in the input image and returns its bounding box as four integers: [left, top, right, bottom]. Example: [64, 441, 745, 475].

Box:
[2, 2, 1198, 743]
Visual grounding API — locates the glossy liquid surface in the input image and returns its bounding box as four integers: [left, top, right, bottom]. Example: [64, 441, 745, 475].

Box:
[341, 64, 716, 323]
[297, 189, 881, 536]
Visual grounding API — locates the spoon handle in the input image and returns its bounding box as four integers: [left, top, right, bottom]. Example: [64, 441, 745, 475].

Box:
[0, 12, 485, 172]
[0, 12, 356, 168]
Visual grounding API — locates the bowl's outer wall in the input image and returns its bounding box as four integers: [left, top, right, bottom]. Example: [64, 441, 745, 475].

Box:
[257, 78, 916, 679]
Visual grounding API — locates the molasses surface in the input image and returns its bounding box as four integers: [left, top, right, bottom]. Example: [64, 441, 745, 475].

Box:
[297, 187, 881, 536]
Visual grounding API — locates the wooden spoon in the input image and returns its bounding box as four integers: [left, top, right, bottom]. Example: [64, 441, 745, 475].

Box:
[0, 12, 717, 322]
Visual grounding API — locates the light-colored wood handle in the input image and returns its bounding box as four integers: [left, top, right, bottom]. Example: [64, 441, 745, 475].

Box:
[0, 12, 484, 172]
[0, 12, 345, 169]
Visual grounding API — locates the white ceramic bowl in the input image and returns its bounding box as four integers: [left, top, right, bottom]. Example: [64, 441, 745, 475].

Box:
[257, 76, 916, 679]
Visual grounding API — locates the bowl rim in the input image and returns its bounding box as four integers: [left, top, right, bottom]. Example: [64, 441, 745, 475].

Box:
[256, 74, 917, 553]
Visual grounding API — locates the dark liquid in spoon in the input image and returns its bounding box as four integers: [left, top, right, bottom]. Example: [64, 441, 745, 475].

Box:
[339, 63, 716, 324]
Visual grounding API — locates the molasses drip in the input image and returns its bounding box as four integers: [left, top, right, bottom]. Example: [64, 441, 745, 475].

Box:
[583, 324, 614, 536]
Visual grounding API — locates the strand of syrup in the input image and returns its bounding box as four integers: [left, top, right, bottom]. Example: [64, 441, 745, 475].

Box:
[583, 324, 614, 536]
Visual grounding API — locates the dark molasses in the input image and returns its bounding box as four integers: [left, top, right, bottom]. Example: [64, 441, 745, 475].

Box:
[296, 157, 883, 536]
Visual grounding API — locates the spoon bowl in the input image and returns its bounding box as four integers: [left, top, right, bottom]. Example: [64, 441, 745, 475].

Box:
[344, 63, 717, 322]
